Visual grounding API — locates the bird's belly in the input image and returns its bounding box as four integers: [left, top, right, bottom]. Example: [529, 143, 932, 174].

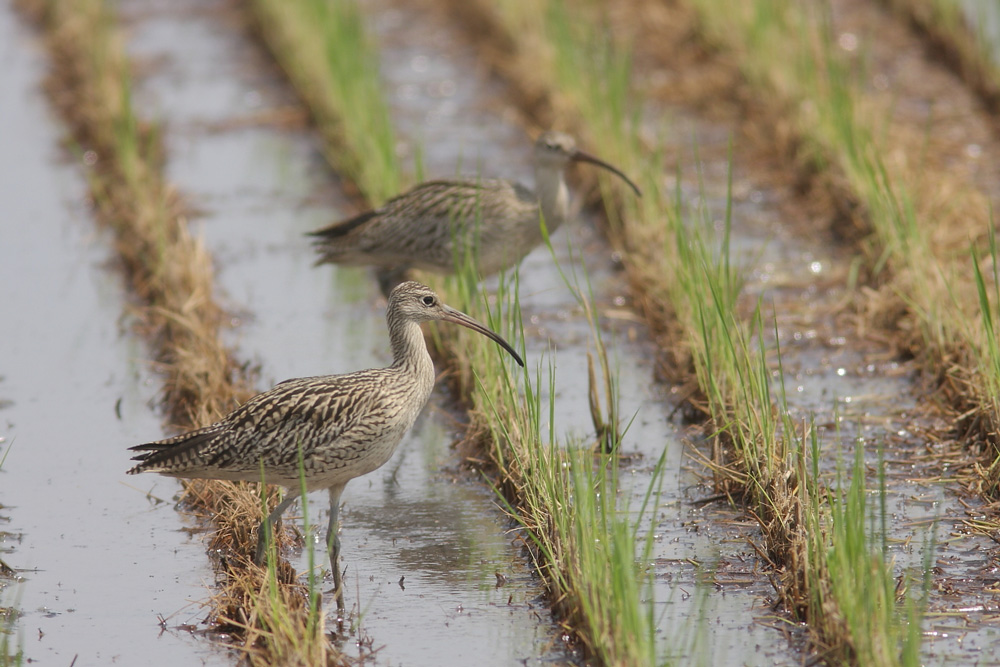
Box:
[297, 421, 411, 491]
[471, 219, 551, 276]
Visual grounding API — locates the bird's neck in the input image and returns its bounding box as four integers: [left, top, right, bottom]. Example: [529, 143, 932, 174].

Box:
[387, 315, 434, 378]
[534, 164, 570, 231]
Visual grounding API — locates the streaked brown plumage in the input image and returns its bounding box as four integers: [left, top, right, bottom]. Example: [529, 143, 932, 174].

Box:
[127, 281, 523, 611]
[309, 131, 641, 288]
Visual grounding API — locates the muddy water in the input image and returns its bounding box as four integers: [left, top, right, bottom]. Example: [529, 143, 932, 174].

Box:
[366, 2, 806, 665]
[0, 5, 233, 665]
[117, 0, 573, 664]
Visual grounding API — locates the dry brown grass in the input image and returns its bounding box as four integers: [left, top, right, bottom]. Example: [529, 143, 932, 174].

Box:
[15, 0, 340, 663]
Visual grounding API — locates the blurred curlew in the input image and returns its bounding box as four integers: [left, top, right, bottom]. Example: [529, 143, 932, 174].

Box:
[309, 131, 641, 291]
[127, 281, 523, 612]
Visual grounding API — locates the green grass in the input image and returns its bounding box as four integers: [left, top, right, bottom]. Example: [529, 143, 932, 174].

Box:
[800, 422, 928, 665]
[250, 460, 332, 666]
[970, 226, 1000, 492]
[430, 237, 668, 663]
[441, 265, 664, 666]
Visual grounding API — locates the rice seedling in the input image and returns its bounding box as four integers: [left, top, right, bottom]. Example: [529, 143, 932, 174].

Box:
[217, 456, 334, 666]
[969, 226, 1000, 493]
[431, 241, 661, 661]
[799, 417, 929, 666]
[442, 263, 665, 665]
[685, 0, 1000, 500]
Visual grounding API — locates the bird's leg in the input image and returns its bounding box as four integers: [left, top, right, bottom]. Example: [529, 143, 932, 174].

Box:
[326, 485, 345, 611]
[254, 493, 299, 566]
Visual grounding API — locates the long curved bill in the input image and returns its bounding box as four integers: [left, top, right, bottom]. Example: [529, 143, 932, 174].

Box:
[572, 150, 643, 198]
[442, 305, 525, 367]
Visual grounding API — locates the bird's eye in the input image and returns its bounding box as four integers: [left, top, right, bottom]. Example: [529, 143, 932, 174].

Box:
[421, 295, 436, 306]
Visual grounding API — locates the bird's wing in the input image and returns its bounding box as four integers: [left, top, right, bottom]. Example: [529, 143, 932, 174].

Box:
[309, 179, 527, 270]
[309, 180, 487, 241]
[127, 374, 381, 476]
[307, 209, 379, 240]
[364, 179, 528, 257]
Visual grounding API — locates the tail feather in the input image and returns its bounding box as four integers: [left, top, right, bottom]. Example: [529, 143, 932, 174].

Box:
[127, 427, 220, 475]
[307, 209, 377, 240]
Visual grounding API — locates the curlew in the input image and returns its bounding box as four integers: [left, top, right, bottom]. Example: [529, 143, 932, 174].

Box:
[127, 281, 523, 611]
[309, 131, 641, 291]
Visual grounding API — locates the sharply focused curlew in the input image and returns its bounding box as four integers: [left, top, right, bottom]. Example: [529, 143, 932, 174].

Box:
[309, 131, 641, 290]
[127, 282, 523, 611]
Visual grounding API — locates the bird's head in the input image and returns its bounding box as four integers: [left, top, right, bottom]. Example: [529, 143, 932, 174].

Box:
[532, 131, 642, 197]
[388, 282, 524, 366]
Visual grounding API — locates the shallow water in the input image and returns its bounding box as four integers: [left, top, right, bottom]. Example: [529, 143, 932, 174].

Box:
[0, 5, 233, 664]
[8, 0, 995, 662]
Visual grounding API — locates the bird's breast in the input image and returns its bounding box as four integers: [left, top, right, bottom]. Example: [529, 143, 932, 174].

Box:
[299, 369, 433, 489]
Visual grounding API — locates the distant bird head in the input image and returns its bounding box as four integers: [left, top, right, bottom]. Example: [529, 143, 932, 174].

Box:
[389, 282, 524, 366]
[533, 131, 642, 198]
